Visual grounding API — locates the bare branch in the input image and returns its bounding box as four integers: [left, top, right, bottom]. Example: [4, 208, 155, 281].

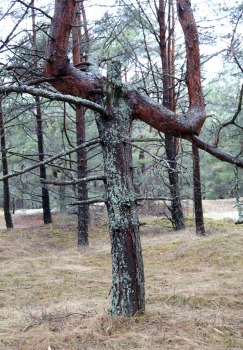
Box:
[214, 83, 243, 146]
[190, 135, 243, 168]
[40, 175, 106, 186]
[16, 0, 52, 20]
[136, 196, 172, 201]
[0, 85, 109, 116]
[70, 198, 106, 206]
[0, 139, 101, 181]
[70, 196, 173, 206]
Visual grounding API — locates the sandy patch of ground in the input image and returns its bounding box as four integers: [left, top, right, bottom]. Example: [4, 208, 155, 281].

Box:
[0, 198, 242, 228]
[202, 198, 242, 221]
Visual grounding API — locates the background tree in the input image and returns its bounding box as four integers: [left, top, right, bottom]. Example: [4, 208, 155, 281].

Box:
[0, 97, 13, 228]
[72, 0, 89, 246]
[31, 0, 52, 224]
[157, 0, 185, 230]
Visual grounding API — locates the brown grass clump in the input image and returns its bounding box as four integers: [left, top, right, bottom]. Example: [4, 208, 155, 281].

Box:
[0, 212, 242, 350]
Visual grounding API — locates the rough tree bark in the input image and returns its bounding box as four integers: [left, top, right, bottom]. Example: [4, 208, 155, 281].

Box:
[0, 98, 13, 229]
[95, 62, 145, 316]
[158, 0, 185, 230]
[72, 1, 89, 246]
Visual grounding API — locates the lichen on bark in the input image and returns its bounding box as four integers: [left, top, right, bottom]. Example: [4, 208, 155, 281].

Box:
[95, 61, 145, 316]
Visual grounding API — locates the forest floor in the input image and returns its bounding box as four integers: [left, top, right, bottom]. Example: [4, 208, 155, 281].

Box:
[0, 199, 242, 350]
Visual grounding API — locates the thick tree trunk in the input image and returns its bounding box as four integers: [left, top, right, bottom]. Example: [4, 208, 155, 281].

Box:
[95, 63, 145, 316]
[192, 144, 205, 235]
[35, 96, 52, 224]
[0, 99, 13, 229]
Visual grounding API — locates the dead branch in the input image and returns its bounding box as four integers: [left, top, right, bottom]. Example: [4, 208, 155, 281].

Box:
[23, 312, 87, 332]
[40, 175, 106, 186]
[214, 83, 243, 146]
[0, 85, 109, 117]
[0, 139, 101, 181]
[190, 135, 243, 167]
[70, 198, 106, 206]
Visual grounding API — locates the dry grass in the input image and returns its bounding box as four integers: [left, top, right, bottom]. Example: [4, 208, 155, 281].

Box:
[0, 213, 242, 350]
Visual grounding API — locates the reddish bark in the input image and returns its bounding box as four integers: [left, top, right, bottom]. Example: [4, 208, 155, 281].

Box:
[175, 0, 205, 233]
[176, 0, 205, 109]
[43, 0, 243, 169]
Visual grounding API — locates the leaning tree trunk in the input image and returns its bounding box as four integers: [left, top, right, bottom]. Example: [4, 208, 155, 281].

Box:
[192, 144, 205, 234]
[0, 99, 13, 228]
[95, 62, 145, 316]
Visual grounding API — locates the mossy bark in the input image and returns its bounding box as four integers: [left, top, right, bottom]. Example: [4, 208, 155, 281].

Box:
[95, 62, 145, 316]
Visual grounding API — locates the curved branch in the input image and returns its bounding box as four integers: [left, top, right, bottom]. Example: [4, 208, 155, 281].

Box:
[41, 0, 243, 170]
[44, 0, 103, 99]
[176, 0, 206, 133]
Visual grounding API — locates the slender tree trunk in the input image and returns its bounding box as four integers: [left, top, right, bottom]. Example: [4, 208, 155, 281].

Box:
[76, 107, 89, 245]
[31, 0, 52, 224]
[0, 99, 13, 228]
[59, 171, 67, 213]
[158, 0, 185, 230]
[165, 136, 185, 229]
[234, 165, 243, 224]
[95, 62, 145, 316]
[35, 96, 52, 224]
[72, 1, 89, 246]
[176, 0, 205, 234]
[192, 144, 205, 234]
